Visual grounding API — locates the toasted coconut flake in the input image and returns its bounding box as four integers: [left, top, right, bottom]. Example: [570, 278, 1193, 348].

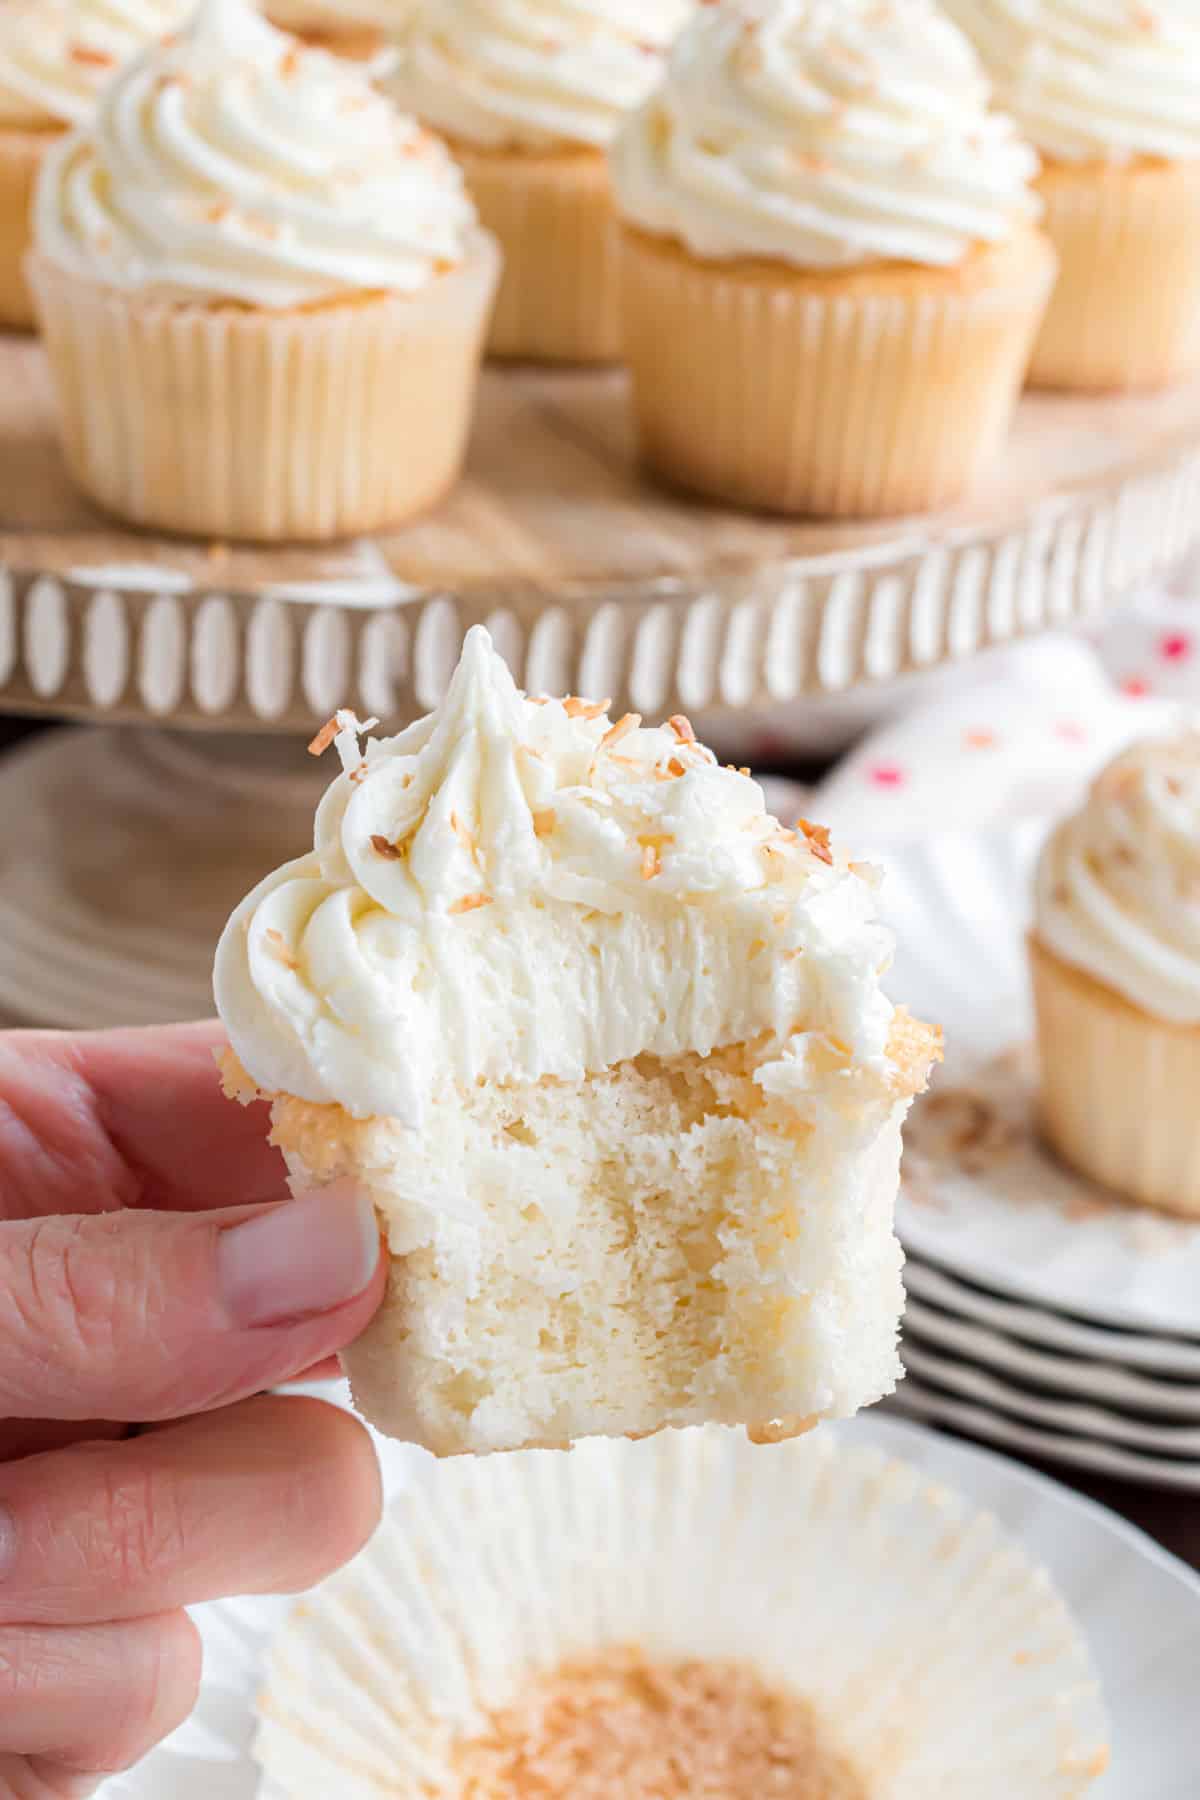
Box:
[600, 712, 641, 751]
[640, 843, 662, 880]
[797, 817, 834, 866]
[450, 811, 478, 856]
[666, 756, 687, 778]
[308, 716, 340, 757]
[263, 928, 299, 971]
[370, 834, 403, 861]
[533, 809, 556, 838]
[449, 892, 493, 915]
[70, 41, 115, 66]
[667, 714, 696, 744]
[563, 695, 610, 721]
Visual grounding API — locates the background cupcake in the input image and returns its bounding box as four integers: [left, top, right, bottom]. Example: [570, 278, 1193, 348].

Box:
[393, 0, 690, 362]
[1032, 729, 1200, 1217]
[262, 0, 411, 60]
[0, 0, 186, 330]
[943, 0, 1200, 391]
[28, 0, 499, 542]
[610, 0, 1055, 519]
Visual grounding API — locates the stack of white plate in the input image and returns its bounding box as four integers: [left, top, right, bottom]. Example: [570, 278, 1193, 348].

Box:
[877, 825, 1200, 1490]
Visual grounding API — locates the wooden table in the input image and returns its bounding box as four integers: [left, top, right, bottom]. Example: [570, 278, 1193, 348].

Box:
[1, 715, 1196, 1579]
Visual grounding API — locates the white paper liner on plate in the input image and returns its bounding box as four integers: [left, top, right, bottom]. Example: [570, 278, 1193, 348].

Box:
[251, 1424, 1106, 1799]
[881, 824, 1200, 1336]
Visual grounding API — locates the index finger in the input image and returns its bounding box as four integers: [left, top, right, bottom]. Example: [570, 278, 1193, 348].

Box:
[0, 1022, 284, 1218]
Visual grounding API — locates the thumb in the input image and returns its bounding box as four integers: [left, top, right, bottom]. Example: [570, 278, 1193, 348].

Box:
[0, 1186, 384, 1422]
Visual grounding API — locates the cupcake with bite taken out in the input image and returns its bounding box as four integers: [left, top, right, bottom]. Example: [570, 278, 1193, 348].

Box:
[28, 0, 499, 542]
[943, 0, 1200, 391]
[610, 0, 1055, 519]
[1032, 728, 1200, 1216]
[0, 0, 188, 330]
[391, 0, 691, 362]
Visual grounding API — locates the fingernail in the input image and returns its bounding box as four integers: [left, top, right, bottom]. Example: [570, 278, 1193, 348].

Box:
[218, 1186, 381, 1329]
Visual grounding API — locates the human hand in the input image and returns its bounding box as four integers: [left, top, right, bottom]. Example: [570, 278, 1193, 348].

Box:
[0, 1022, 386, 1797]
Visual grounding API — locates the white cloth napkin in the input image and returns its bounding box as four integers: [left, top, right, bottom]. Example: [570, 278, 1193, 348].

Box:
[794, 587, 1200, 848]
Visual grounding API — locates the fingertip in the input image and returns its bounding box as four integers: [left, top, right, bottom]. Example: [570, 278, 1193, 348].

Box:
[233, 1395, 383, 1588]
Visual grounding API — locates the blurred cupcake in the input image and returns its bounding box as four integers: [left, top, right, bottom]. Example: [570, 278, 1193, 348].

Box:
[262, 0, 409, 62]
[27, 0, 499, 542]
[391, 0, 690, 362]
[1032, 729, 1200, 1217]
[610, 0, 1054, 519]
[0, 0, 186, 331]
[943, 0, 1200, 391]
[254, 1427, 1108, 1798]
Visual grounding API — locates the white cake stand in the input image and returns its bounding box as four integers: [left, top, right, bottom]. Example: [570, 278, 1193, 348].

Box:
[4, 332, 1200, 1026]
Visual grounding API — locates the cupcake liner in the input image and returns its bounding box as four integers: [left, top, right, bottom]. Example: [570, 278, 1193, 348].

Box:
[254, 1425, 1108, 1798]
[25, 233, 500, 542]
[453, 143, 621, 364]
[1029, 157, 1200, 393]
[0, 126, 58, 331]
[620, 225, 1057, 519]
[1030, 933, 1200, 1217]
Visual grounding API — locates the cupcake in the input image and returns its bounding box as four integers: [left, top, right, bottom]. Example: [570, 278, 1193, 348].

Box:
[610, 0, 1056, 519]
[1032, 730, 1200, 1216]
[27, 0, 499, 542]
[215, 627, 941, 1456]
[0, 0, 187, 331]
[262, 0, 408, 61]
[391, 0, 690, 361]
[943, 0, 1200, 391]
[254, 1428, 1108, 1797]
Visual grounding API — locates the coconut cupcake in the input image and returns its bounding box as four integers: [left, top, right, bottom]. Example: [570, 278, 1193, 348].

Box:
[392, 0, 690, 361]
[943, 0, 1200, 391]
[28, 0, 498, 542]
[0, 0, 186, 330]
[215, 628, 940, 1456]
[610, 0, 1055, 519]
[1032, 729, 1200, 1217]
[254, 1428, 1108, 1798]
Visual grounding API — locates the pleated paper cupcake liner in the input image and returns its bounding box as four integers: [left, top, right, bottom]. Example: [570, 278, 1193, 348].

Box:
[1031, 933, 1200, 1218]
[254, 1425, 1108, 1798]
[620, 225, 1056, 519]
[0, 126, 57, 331]
[1030, 157, 1200, 393]
[453, 142, 622, 364]
[26, 232, 500, 542]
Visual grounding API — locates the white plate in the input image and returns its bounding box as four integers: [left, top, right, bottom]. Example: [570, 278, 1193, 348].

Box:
[903, 1259, 1200, 1379]
[900, 1341, 1200, 1456]
[888, 1380, 1200, 1495]
[903, 1294, 1200, 1420]
[883, 824, 1200, 1337]
[96, 1407, 1200, 1800]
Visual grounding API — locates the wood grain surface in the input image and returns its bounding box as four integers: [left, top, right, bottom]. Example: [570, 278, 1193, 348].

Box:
[5, 328, 1200, 598]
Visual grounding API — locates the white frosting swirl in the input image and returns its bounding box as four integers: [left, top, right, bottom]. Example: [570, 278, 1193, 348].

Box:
[393, 0, 691, 152]
[34, 0, 478, 307]
[1035, 729, 1200, 1024]
[611, 0, 1042, 270]
[0, 0, 186, 130]
[942, 0, 1200, 165]
[215, 627, 900, 1123]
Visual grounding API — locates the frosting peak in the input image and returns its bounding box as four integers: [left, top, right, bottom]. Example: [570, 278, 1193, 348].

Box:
[611, 0, 1042, 270]
[34, 0, 479, 307]
[393, 0, 692, 152]
[1035, 728, 1200, 1024]
[942, 0, 1200, 165]
[215, 628, 898, 1121]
